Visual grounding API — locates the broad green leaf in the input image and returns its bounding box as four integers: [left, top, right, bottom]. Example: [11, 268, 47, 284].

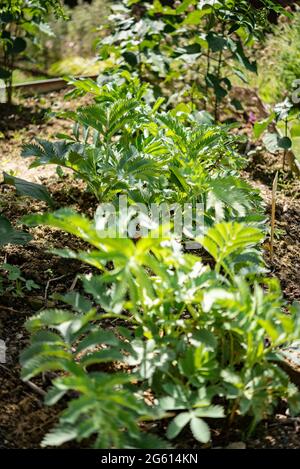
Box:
[206, 32, 227, 52]
[11, 37, 27, 54]
[0, 214, 32, 246]
[290, 123, 300, 138]
[3, 172, 54, 207]
[183, 10, 209, 25]
[253, 113, 275, 139]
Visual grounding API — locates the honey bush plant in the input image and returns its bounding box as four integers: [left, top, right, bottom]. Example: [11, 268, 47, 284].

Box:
[21, 211, 300, 447]
[13, 0, 300, 450]
[21, 74, 263, 229]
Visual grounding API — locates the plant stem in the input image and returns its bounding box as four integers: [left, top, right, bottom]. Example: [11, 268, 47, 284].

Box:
[270, 171, 278, 261]
[214, 47, 223, 122]
[282, 117, 288, 170]
[214, 22, 226, 121]
[228, 399, 239, 427]
[204, 50, 211, 110]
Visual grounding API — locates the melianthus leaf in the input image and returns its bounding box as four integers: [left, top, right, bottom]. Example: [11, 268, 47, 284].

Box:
[198, 222, 263, 267]
[166, 412, 191, 439]
[190, 417, 210, 443]
[42, 425, 78, 447]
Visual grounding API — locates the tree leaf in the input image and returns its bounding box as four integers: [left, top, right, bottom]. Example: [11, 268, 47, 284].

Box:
[122, 51, 138, 67]
[183, 10, 209, 25]
[193, 405, 224, 419]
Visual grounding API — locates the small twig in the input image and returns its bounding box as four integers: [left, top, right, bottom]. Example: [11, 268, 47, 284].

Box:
[269, 417, 300, 428]
[0, 305, 19, 313]
[26, 380, 47, 397]
[270, 171, 278, 261]
[44, 274, 68, 306]
[0, 364, 45, 403]
[69, 275, 79, 291]
[283, 118, 288, 170]
[0, 363, 13, 374]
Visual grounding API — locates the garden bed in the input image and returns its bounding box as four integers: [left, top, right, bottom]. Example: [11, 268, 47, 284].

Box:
[0, 88, 300, 449]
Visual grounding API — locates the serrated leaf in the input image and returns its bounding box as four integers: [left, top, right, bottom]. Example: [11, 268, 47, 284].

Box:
[3, 172, 54, 207]
[42, 426, 78, 447]
[190, 417, 211, 443]
[193, 405, 224, 419]
[76, 329, 120, 354]
[253, 113, 275, 139]
[198, 222, 263, 265]
[79, 349, 123, 367]
[45, 387, 67, 406]
[166, 412, 191, 439]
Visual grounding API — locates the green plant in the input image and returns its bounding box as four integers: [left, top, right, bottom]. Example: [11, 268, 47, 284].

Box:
[21, 210, 300, 447]
[21, 76, 263, 232]
[20, 289, 169, 448]
[254, 98, 300, 170]
[0, 262, 39, 297]
[0, 0, 65, 103]
[22, 101, 165, 202]
[98, 0, 291, 119]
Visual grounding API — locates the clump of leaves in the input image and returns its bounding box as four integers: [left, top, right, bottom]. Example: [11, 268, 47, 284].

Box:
[21, 76, 263, 231]
[21, 210, 300, 448]
[254, 98, 300, 173]
[97, 0, 292, 119]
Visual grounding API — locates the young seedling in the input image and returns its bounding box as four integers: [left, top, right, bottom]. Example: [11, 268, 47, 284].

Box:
[0, 263, 40, 298]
